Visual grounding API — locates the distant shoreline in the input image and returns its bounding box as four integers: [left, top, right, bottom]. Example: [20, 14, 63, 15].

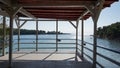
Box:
[13, 33, 71, 35]
[13, 29, 70, 35]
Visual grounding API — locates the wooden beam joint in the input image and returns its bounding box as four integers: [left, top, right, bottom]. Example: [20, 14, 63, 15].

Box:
[69, 21, 77, 29]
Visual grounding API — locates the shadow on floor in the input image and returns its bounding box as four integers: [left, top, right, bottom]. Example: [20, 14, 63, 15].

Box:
[0, 51, 92, 68]
[0, 59, 92, 68]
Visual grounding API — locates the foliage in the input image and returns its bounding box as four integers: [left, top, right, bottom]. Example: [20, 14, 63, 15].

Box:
[0, 23, 9, 36]
[97, 22, 120, 40]
[13, 29, 63, 35]
[0, 23, 9, 51]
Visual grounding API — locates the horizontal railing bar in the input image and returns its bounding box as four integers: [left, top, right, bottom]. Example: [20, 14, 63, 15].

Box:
[78, 53, 104, 68]
[83, 46, 120, 67]
[14, 42, 76, 44]
[59, 43, 76, 44]
[14, 43, 56, 44]
[97, 46, 120, 54]
[84, 41, 120, 54]
[83, 52, 93, 61]
[84, 41, 93, 45]
[97, 52, 120, 66]
[96, 61, 104, 68]
[83, 52, 104, 68]
[17, 47, 76, 49]
[84, 47, 93, 52]
[14, 38, 76, 40]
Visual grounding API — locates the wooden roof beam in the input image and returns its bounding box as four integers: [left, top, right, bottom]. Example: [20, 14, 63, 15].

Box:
[77, 0, 105, 20]
[18, 19, 73, 21]
[77, 10, 89, 20]
[34, 17, 78, 20]
[27, 10, 84, 13]
[0, 0, 36, 19]
[18, 1, 95, 7]
[0, 0, 11, 6]
[19, 8, 36, 19]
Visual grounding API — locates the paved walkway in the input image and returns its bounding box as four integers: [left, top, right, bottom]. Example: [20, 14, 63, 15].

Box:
[0, 51, 92, 68]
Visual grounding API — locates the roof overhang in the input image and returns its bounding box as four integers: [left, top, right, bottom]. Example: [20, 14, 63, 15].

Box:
[0, 0, 118, 20]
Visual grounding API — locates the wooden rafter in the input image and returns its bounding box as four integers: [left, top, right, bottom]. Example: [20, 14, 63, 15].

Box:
[0, 0, 118, 20]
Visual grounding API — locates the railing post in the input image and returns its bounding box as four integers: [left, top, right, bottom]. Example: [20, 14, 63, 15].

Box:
[2, 16, 6, 56]
[81, 18, 84, 58]
[18, 19, 20, 51]
[76, 20, 79, 54]
[56, 20, 58, 51]
[36, 20, 38, 51]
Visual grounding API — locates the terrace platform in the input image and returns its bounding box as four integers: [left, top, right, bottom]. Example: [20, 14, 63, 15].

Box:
[0, 51, 92, 68]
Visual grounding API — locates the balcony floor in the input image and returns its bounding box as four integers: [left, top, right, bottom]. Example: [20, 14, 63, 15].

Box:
[0, 51, 92, 68]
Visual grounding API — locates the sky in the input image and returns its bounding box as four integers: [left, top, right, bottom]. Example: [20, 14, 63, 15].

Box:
[0, 1, 120, 35]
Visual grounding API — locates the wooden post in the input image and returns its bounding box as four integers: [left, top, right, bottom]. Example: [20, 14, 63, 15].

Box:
[8, 15, 14, 68]
[81, 18, 84, 58]
[18, 19, 20, 51]
[56, 20, 58, 51]
[2, 16, 6, 56]
[76, 20, 79, 54]
[93, 21, 97, 68]
[36, 20, 38, 51]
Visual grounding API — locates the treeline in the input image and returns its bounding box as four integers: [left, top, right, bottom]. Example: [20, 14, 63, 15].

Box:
[97, 22, 120, 41]
[13, 29, 63, 35]
[0, 23, 9, 40]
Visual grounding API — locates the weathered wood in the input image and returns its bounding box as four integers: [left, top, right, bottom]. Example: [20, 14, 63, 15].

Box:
[56, 20, 58, 51]
[36, 20, 38, 51]
[81, 18, 84, 58]
[2, 16, 6, 56]
[76, 20, 79, 54]
[18, 19, 20, 51]
[8, 15, 14, 68]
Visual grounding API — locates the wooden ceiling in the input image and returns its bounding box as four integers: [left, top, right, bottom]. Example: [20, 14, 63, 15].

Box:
[0, 0, 118, 20]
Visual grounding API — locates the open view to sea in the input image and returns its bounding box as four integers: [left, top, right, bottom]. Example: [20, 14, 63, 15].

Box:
[0, 34, 120, 68]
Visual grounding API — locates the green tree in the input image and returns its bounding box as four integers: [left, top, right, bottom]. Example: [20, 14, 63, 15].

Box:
[97, 22, 120, 41]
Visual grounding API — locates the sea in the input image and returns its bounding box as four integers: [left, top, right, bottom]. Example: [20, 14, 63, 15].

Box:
[0, 34, 120, 68]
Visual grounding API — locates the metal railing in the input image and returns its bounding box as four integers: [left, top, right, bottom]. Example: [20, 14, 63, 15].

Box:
[77, 41, 120, 68]
[13, 38, 76, 50]
[1, 38, 120, 68]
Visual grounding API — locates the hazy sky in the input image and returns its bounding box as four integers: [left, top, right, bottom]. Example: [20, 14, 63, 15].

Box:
[1, 1, 120, 35]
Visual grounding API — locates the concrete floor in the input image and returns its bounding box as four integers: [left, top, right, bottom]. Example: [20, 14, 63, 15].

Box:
[0, 51, 92, 68]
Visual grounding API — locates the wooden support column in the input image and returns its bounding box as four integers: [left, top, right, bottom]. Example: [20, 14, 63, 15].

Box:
[76, 20, 79, 54]
[8, 15, 14, 68]
[2, 16, 6, 56]
[3, 8, 21, 66]
[93, 21, 97, 68]
[92, 0, 104, 68]
[36, 20, 38, 51]
[18, 19, 20, 51]
[81, 18, 84, 58]
[56, 20, 58, 51]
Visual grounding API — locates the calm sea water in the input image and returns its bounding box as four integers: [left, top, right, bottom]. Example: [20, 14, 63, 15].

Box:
[1, 34, 120, 68]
